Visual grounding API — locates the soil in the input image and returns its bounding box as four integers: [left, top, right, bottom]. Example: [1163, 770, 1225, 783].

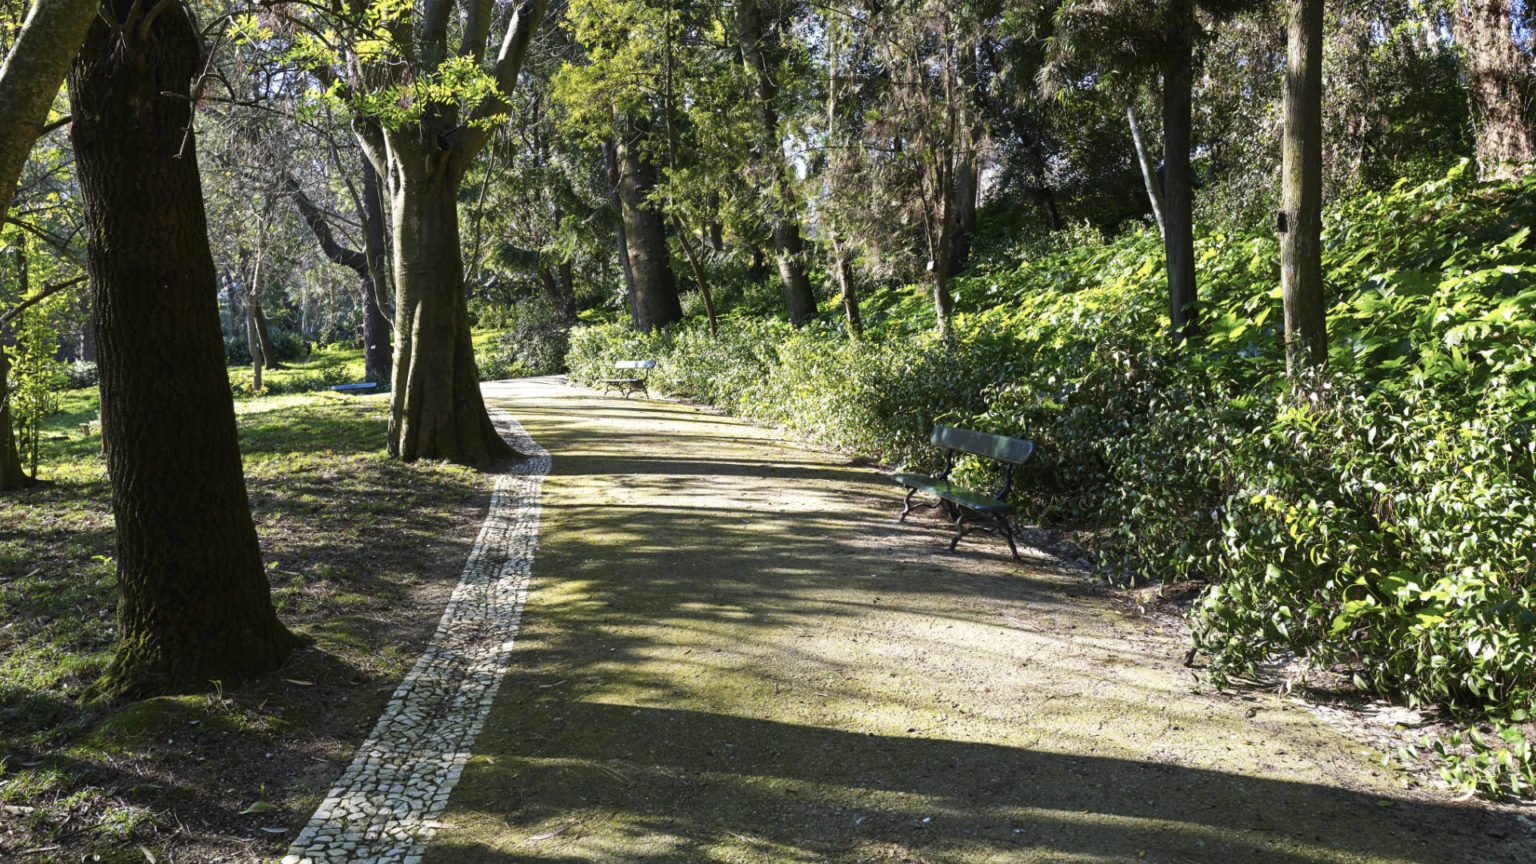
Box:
[420, 377, 1535, 864]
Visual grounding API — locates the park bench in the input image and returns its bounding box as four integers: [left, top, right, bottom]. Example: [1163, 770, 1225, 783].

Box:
[895, 425, 1034, 561]
[330, 382, 378, 395]
[597, 360, 656, 398]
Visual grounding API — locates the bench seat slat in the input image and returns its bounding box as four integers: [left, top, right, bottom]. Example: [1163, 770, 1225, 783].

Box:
[892, 472, 1009, 513]
[931, 425, 1033, 464]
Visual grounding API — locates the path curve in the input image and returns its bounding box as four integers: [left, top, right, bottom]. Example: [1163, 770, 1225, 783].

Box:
[282, 408, 550, 864]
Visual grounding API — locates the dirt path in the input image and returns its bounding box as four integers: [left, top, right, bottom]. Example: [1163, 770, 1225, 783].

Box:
[425, 377, 1526, 864]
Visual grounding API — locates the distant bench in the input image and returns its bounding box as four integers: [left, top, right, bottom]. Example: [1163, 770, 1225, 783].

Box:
[330, 382, 378, 394]
[895, 424, 1034, 561]
[597, 360, 655, 398]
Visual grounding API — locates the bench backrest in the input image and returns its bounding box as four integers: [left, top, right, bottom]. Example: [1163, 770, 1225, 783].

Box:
[931, 425, 1033, 465]
[614, 360, 656, 370]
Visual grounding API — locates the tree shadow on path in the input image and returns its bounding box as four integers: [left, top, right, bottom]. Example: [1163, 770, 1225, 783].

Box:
[436, 380, 1523, 864]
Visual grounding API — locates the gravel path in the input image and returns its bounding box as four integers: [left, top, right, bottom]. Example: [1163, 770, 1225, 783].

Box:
[410, 378, 1528, 863]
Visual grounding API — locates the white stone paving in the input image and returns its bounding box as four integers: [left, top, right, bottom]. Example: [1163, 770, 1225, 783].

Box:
[282, 408, 549, 864]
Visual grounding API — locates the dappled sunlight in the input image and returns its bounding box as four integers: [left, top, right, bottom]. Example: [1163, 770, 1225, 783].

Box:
[418, 380, 1511, 863]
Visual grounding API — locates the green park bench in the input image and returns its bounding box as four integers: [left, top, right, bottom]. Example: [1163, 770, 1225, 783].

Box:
[330, 382, 379, 394]
[598, 360, 656, 398]
[895, 424, 1035, 561]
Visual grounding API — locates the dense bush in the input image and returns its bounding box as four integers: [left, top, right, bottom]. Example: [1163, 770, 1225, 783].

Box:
[476, 297, 574, 381]
[571, 163, 1536, 795]
[225, 328, 309, 366]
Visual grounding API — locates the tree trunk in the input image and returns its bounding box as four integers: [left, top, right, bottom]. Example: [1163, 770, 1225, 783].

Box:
[557, 260, 577, 321]
[832, 237, 862, 338]
[0, 343, 32, 491]
[1161, 17, 1199, 344]
[1128, 106, 1167, 238]
[384, 152, 515, 465]
[68, 0, 296, 700]
[616, 118, 683, 332]
[253, 302, 284, 370]
[1281, 0, 1329, 376]
[672, 216, 719, 337]
[1455, 0, 1536, 179]
[246, 300, 263, 391]
[737, 0, 817, 326]
[948, 154, 979, 274]
[748, 245, 768, 284]
[0, 0, 100, 222]
[360, 155, 393, 383]
[602, 141, 639, 328]
[290, 166, 392, 383]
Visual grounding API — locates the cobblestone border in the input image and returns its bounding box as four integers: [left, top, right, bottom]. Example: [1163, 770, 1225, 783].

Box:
[282, 408, 548, 864]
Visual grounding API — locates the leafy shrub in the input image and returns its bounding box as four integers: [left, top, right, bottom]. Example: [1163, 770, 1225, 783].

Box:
[476, 297, 573, 381]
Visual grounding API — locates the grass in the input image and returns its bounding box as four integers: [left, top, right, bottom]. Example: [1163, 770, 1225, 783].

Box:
[0, 381, 494, 863]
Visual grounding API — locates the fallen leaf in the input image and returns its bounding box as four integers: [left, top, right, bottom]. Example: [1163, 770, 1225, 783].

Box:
[530, 823, 574, 841]
[240, 801, 279, 815]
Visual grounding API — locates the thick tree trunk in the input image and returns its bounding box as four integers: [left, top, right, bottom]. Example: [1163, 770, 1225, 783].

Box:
[737, 0, 817, 326]
[0, 343, 32, 491]
[1455, 0, 1536, 179]
[1128, 107, 1167, 238]
[1281, 0, 1329, 376]
[0, 0, 100, 221]
[385, 156, 514, 465]
[1161, 21, 1199, 344]
[68, 0, 296, 700]
[616, 119, 683, 332]
[748, 245, 768, 284]
[948, 154, 979, 274]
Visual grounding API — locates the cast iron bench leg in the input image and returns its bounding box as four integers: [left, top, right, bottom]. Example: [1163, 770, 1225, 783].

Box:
[995, 513, 1022, 561]
[948, 510, 974, 552]
[899, 487, 918, 522]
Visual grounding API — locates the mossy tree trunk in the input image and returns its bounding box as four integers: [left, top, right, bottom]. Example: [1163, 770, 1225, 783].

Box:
[1280, 0, 1328, 376]
[68, 0, 296, 700]
[1455, 0, 1536, 180]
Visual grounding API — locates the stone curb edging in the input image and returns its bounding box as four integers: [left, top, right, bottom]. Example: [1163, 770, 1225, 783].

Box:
[281, 408, 549, 864]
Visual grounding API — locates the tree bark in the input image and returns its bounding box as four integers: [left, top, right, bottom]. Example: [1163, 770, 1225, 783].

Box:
[1455, 0, 1536, 179]
[737, 0, 818, 326]
[69, 0, 296, 700]
[1128, 106, 1167, 238]
[253, 301, 284, 370]
[615, 117, 683, 332]
[246, 300, 264, 391]
[359, 155, 394, 382]
[0, 0, 101, 222]
[0, 343, 31, 491]
[1161, 16, 1199, 345]
[349, 0, 544, 466]
[1281, 0, 1328, 376]
[382, 147, 514, 465]
[948, 153, 979, 274]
